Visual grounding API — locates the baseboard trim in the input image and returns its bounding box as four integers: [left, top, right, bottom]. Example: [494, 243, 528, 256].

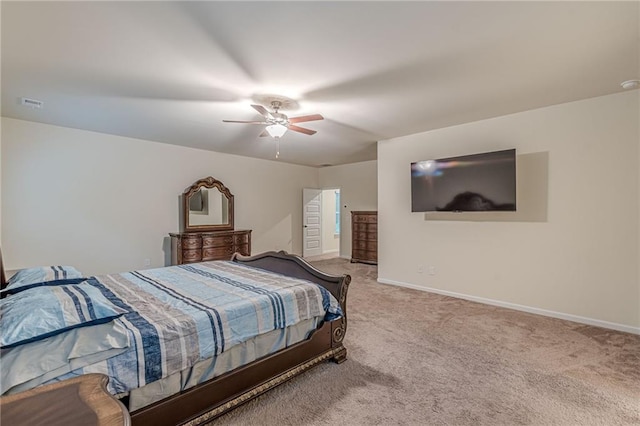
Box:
[377, 277, 640, 335]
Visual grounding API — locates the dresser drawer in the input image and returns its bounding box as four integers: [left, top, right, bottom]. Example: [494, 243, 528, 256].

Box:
[352, 223, 366, 232]
[351, 249, 364, 259]
[353, 214, 377, 224]
[203, 246, 235, 261]
[180, 236, 202, 250]
[203, 234, 234, 248]
[354, 231, 370, 241]
[233, 233, 249, 245]
[354, 240, 377, 251]
[353, 222, 377, 233]
[182, 249, 202, 263]
[171, 230, 252, 265]
[352, 245, 377, 255]
[352, 249, 377, 261]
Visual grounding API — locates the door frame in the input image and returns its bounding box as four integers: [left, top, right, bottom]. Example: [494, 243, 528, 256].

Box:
[302, 188, 323, 258]
[302, 187, 342, 259]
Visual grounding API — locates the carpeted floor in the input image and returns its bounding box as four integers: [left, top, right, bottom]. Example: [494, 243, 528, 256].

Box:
[212, 258, 640, 425]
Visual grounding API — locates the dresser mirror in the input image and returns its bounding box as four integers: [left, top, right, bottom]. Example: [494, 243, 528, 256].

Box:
[183, 177, 234, 232]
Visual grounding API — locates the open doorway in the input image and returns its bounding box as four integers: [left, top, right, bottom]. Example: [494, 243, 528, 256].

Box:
[302, 188, 341, 260]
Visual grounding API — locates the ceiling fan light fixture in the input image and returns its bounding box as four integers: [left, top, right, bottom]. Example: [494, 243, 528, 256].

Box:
[266, 123, 288, 138]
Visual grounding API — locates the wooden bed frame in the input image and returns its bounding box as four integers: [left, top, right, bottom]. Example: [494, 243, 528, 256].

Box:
[0, 247, 6, 290]
[0, 249, 351, 425]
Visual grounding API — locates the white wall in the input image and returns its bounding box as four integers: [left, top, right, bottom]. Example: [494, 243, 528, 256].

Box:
[378, 91, 639, 331]
[637, 5, 640, 326]
[0, 6, 2, 245]
[0, 118, 2, 244]
[1, 118, 319, 275]
[319, 161, 377, 259]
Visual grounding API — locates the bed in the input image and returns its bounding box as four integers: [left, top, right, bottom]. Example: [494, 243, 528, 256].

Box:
[0, 250, 351, 425]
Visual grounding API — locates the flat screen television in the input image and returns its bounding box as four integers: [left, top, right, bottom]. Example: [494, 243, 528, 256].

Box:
[411, 148, 516, 212]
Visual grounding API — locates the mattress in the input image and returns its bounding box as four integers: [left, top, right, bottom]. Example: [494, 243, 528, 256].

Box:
[124, 317, 318, 410]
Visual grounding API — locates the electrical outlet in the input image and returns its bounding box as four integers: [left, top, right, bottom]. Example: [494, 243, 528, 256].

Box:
[428, 266, 436, 276]
[144, 259, 151, 267]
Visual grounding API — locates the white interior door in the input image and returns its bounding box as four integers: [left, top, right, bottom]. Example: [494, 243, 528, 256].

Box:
[303, 188, 323, 258]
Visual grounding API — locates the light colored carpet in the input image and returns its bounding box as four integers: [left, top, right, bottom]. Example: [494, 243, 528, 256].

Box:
[212, 259, 640, 425]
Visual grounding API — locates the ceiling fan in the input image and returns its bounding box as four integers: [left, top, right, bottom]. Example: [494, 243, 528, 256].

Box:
[223, 100, 323, 138]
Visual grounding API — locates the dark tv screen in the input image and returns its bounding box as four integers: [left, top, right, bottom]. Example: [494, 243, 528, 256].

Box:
[411, 149, 516, 212]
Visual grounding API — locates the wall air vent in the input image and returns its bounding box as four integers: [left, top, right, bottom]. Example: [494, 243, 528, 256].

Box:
[20, 97, 44, 109]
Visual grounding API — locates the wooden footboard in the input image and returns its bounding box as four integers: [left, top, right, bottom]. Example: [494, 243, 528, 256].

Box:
[231, 250, 350, 310]
[232, 250, 350, 349]
[131, 320, 345, 425]
[130, 251, 350, 425]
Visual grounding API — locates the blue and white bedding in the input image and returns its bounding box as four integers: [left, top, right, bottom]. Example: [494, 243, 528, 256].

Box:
[1, 282, 127, 349]
[1, 260, 342, 396]
[3, 265, 84, 294]
[2, 320, 130, 394]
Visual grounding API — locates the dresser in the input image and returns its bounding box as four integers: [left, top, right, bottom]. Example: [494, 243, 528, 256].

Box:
[170, 230, 252, 265]
[351, 211, 377, 264]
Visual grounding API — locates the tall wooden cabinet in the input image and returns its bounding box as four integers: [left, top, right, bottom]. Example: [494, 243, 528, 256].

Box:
[170, 230, 251, 265]
[351, 211, 377, 265]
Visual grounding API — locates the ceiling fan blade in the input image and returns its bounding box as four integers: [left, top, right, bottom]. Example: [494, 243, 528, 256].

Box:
[288, 124, 317, 135]
[258, 130, 270, 137]
[288, 114, 324, 124]
[251, 104, 273, 118]
[222, 120, 267, 124]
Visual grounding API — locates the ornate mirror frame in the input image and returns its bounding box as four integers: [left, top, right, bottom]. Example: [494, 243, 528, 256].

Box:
[183, 177, 234, 232]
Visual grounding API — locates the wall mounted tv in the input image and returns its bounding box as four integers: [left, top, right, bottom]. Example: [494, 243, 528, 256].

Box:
[411, 149, 516, 212]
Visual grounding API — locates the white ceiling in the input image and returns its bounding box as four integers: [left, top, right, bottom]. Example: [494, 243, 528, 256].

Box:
[2, 1, 638, 167]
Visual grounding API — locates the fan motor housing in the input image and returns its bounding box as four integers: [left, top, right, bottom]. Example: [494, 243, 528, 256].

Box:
[271, 112, 289, 124]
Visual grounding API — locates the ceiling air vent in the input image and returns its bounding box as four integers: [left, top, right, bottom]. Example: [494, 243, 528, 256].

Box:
[20, 97, 44, 109]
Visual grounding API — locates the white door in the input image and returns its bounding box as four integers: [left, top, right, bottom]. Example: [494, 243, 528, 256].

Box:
[303, 188, 323, 258]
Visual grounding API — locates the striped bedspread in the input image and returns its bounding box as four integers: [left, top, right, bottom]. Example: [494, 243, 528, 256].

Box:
[53, 261, 342, 394]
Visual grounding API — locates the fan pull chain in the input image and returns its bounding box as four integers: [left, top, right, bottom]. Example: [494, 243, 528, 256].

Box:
[275, 137, 280, 159]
